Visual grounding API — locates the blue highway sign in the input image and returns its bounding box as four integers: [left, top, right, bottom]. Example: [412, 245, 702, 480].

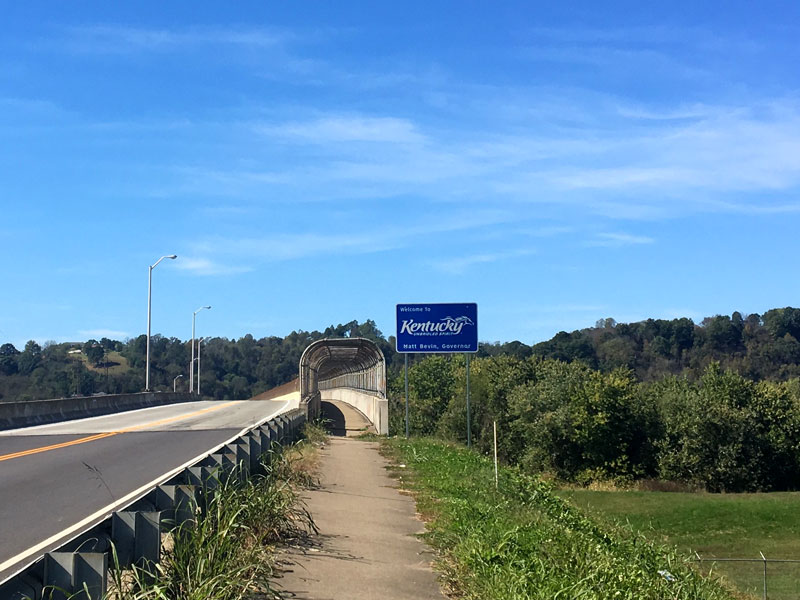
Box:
[396, 303, 478, 353]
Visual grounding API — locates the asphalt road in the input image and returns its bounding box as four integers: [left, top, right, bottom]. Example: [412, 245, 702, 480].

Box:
[0, 399, 291, 582]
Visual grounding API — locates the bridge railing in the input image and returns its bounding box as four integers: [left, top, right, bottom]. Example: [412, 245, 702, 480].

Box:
[0, 409, 307, 598]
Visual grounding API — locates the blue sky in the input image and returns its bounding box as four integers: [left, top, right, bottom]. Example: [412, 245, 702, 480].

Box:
[2, 2, 800, 348]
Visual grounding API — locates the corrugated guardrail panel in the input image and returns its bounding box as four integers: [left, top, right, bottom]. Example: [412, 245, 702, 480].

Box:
[0, 408, 307, 599]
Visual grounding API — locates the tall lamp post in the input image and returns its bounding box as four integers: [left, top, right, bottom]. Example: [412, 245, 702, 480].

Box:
[197, 337, 205, 396]
[190, 306, 211, 394]
[173, 374, 184, 392]
[146, 254, 177, 391]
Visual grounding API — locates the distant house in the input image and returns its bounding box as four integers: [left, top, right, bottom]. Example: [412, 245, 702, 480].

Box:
[68, 349, 82, 354]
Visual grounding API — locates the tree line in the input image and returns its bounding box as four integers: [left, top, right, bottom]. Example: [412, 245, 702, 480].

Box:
[6, 307, 800, 492]
[529, 308, 800, 381]
[0, 320, 394, 402]
[389, 354, 800, 492]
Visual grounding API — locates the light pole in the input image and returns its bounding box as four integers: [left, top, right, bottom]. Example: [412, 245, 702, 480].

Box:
[190, 306, 211, 394]
[146, 254, 177, 392]
[197, 337, 204, 396]
[173, 374, 184, 392]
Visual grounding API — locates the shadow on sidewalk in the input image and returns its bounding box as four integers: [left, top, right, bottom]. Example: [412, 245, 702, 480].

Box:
[321, 401, 346, 436]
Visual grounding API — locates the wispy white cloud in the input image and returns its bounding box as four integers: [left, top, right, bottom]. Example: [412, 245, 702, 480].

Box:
[175, 257, 255, 276]
[585, 232, 655, 247]
[264, 116, 426, 144]
[0, 96, 67, 116]
[167, 96, 800, 217]
[430, 249, 536, 275]
[184, 209, 517, 268]
[526, 24, 711, 46]
[17, 25, 800, 225]
[60, 25, 289, 53]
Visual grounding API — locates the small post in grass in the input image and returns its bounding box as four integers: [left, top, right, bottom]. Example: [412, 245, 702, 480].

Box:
[493, 420, 498, 489]
[760, 551, 767, 600]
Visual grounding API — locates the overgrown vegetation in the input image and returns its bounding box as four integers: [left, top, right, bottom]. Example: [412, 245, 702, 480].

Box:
[382, 437, 736, 600]
[96, 436, 320, 600]
[389, 354, 800, 492]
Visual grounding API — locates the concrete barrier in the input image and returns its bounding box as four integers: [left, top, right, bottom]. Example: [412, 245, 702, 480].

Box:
[320, 388, 388, 435]
[0, 392, 195, 431]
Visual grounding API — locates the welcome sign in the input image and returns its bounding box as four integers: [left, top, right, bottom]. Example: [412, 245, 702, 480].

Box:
[396, 303, 478, 353]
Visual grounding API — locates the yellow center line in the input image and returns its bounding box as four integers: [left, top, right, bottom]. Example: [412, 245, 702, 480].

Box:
[0, 401, 240, 463]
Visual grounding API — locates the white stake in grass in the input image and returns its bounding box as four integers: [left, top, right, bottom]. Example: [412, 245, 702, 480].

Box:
[493, 420, 498, 489]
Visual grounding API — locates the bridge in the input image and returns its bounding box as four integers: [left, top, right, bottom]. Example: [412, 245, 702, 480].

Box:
[299, 337, 388, 435]
[0, 336, 389, 595]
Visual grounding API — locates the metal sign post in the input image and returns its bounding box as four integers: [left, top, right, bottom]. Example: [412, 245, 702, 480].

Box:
[396, 303, 478, 444]
[466, 353, 471, 448]
[404, 353, 409, 439]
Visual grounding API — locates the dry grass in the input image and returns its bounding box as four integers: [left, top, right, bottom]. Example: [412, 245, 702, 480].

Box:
[102, 437, 324, 600]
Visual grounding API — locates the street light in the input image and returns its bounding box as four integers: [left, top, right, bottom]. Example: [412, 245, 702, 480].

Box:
[197, 337, 205, 396]
[190, 306, 211, 394]
[145, 254, 177, 392]
[173, 374, 184, 392]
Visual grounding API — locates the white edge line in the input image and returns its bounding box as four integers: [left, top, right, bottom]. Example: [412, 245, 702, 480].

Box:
[0, 399, 292, 582]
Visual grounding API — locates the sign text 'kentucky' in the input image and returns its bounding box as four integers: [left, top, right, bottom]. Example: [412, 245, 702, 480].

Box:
[396, 303, 478, 353]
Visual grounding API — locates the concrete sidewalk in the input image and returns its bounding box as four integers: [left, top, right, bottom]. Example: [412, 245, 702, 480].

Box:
[274, 438, 444, 599]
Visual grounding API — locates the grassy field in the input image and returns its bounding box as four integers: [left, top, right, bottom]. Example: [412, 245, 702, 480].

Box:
[75, 350, 130, 375]
[558, 488, 800, 599]
[382, 438, 737, 600]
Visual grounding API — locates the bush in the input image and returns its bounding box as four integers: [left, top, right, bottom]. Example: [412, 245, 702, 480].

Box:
[509, 361, 659, 483]
[656, 364, 800, 492]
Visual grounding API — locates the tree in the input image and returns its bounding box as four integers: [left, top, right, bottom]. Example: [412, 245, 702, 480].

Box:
[0, 342, 20, 375]
[17, 340, 42, 375]
[509, 361, 658, 482]
[654, 364, 800, 492]
[83, 340, 104, 366]
[0, 343, 19, 356]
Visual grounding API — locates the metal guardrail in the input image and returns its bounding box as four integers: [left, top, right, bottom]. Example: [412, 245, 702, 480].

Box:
[0, 409, 306, 599]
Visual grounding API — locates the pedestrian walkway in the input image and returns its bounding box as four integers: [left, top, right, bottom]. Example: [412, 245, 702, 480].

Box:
[320, 398, 375, 437]
[273, 436, 445, 599]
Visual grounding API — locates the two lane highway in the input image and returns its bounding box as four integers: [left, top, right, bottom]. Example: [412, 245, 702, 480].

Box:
[0, 398, 291, 582]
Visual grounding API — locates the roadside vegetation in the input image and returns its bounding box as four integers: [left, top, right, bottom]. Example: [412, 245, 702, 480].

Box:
[96, 425, 324, 600]
[386, 349, 800, 598]
[382, 437, 737, 600]
[389, 354, 800, 493]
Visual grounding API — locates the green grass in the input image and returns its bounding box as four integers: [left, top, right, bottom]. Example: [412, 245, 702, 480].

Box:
[558, 489, 800, 599]
[76, 350, 130, 375]
[382, 438, 737, 600]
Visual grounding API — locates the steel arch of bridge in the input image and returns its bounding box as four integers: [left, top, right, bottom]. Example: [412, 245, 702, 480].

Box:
[299, 338, 386, 427]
